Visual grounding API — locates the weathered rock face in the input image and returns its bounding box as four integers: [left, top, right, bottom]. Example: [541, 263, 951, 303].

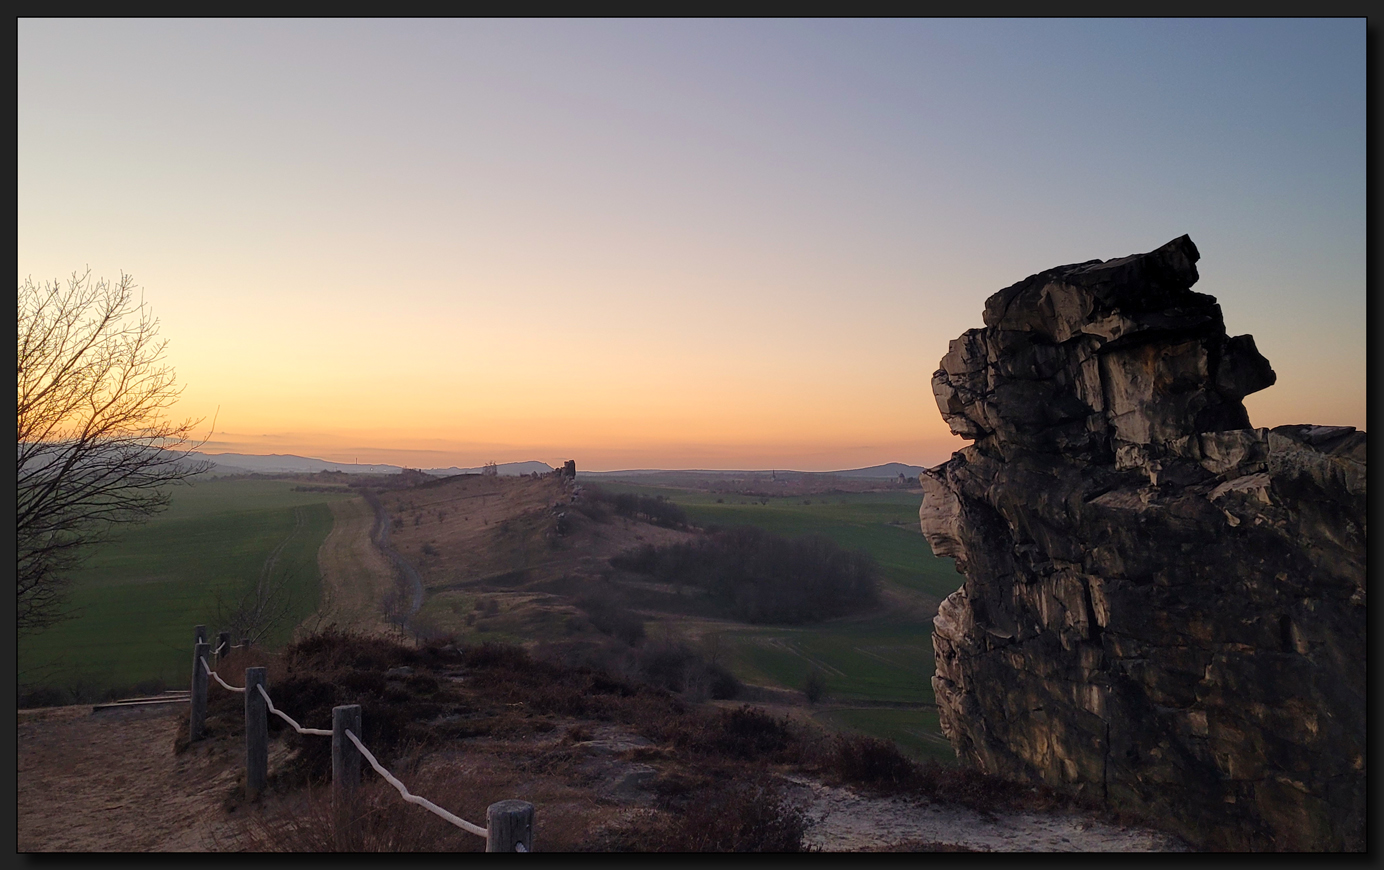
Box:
[921, 236, 1365, 851]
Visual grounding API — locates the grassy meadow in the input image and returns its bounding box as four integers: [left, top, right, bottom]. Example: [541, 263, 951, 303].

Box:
[582, 481, 963, 760]
[19, 470, 964, 765]
[18, 478, 354, 698]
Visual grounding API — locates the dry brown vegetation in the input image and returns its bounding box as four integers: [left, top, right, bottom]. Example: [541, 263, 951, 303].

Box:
[309, 496, 397, 638]
[159, 629, 1080, 852]
[369, 473, 696, 643]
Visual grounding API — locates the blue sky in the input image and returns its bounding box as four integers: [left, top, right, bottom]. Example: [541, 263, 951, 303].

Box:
[19, 19, 1365, 469]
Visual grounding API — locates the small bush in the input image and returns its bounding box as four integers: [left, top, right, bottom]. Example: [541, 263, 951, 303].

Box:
[581, 485, 689, 529]
[593, 774, 807, 852]
[803, 669, 827, 704]
[704, 662, 742, 700]
[577, 591, 645, 646]
[831, 734, 918, 789]
[611, 526, 879, 624]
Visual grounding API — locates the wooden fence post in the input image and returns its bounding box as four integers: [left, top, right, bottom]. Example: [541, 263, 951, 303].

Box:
[245, 667, 268, 801]
[195, 624, 207, 645]
[216, 631, 232, 664]
[486, 800, 535, 852]
[332, 704, 363, 848]
[190, 641, 210, 741]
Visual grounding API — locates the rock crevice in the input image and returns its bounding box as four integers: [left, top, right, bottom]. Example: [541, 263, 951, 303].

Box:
[921, 236, 1364, 851]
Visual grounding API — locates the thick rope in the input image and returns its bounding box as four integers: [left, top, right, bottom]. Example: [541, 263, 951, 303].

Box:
[344, 729, 488, 838]
[201, 656, 246, 693]
[256, 684, 331, 736]
[191, 639, 517, 847]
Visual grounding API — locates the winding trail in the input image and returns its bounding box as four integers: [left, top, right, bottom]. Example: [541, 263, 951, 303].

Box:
[363, 490, 425, 626]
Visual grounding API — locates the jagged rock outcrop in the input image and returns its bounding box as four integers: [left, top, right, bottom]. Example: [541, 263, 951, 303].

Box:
[920, 236, 1365, 851]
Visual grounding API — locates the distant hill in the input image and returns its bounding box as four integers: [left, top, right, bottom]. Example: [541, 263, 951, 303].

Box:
[193, 452, 402, 475]
[580, 462, 925, 480]
[832, 462, 926, 479]
[191, 452, 919, 481]
[192, 453, 553, 478]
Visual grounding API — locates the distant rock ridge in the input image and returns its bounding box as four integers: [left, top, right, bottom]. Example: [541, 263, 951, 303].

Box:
[919, 236, 1365, 850]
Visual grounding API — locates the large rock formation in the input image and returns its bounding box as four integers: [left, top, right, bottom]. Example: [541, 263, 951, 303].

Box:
[920, 236, 1365, 851]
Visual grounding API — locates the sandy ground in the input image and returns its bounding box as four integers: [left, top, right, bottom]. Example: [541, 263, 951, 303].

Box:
[18, 704, 1188, 852]
[18, 704, 245, 851]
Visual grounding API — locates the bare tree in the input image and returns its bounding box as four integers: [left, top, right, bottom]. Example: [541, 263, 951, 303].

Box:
[213, 506, 306, 645]
[17, 270, 207, 634]
[214, 565, 300, 647]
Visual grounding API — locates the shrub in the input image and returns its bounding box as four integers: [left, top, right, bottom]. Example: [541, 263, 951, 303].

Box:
[592, 774, 807, 852]
[803, 669, 827, 704]
[611, 526, 879, 624]
[577, 591, 645, 646]
[704, 662, 742, 700]
[581, 485, 689, 529]
[831, 734, 918, 789]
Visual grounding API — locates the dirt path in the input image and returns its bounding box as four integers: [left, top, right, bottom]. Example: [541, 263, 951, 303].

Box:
[785, 777, 1189, 852]
[365, 490, 425, 623]
[308, 496, 396, 638]
[18, 705, 245, 852]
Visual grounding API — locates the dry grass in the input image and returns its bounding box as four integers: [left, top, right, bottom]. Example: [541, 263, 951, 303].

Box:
[373, 474, 696, 640]
[309, 496, 397, 638]
[820, 732, 1071, 816]
[191, 629, 1075, 852]
[587, 773, 809, 852]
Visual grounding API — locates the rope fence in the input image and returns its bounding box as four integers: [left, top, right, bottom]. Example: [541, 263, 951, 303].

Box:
[188, 624, 532, 851]
[202, 657, 246, 694]
[344, 729, 489, 838]
[257, 684, 331, 737]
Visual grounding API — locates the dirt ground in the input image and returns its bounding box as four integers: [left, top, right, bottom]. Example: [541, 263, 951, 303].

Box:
[18, 702, 1187, 852]
[18, 704, 244, 851]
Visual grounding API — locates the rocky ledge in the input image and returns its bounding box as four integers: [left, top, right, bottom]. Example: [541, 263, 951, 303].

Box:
[920, 235, 1364, 851]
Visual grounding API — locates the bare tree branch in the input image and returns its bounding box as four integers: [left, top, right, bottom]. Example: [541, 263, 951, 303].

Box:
[17, 270, 209, 634]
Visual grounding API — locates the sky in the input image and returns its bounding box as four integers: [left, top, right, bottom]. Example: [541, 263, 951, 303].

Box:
[18, 19, 1366, 471]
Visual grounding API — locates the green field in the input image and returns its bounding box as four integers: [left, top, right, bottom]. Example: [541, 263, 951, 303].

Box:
[813, 707, 956, 764]
[586, 481, 964, 760]
[720, 615, 938, 706]
[18, 478, 354, 696]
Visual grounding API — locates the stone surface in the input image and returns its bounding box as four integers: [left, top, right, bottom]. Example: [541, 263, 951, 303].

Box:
[920, 236, 1365, 851]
